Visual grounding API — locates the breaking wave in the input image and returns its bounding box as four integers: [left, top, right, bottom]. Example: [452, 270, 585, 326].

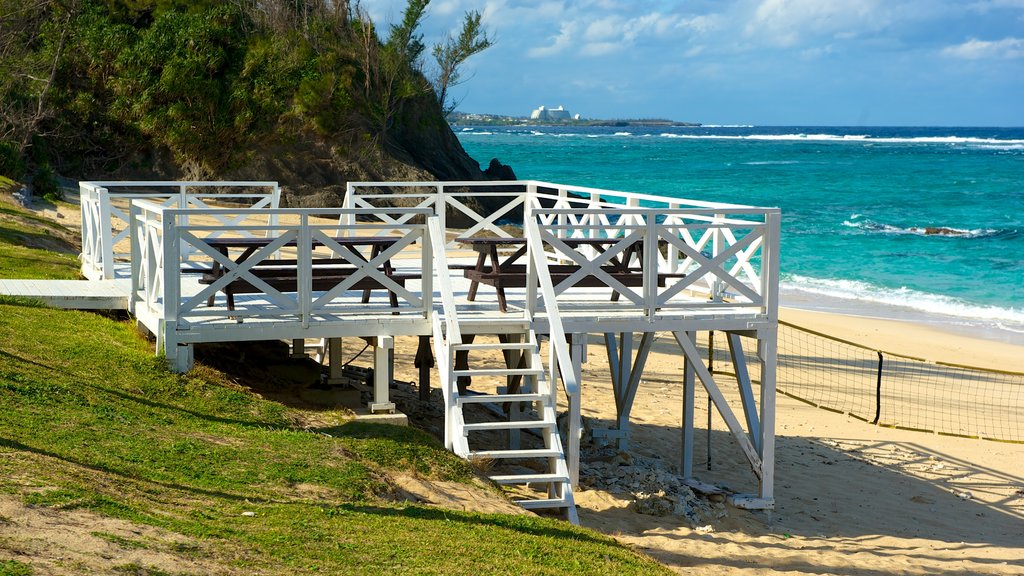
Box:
[781, 275, 1024, 327]
[658, 133, 1024, 146]
[841, 218, 1012, 239]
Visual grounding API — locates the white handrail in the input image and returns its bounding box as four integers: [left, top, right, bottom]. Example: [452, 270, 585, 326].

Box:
[524, 217, 580, 399]
[428, 217, 462, 344]
[80, 181, 280, 280]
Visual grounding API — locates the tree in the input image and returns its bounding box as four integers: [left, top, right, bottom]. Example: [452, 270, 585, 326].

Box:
[0, 0, 76, 160]
[354, 0, 429, 137]
[431, 10, 492, 116]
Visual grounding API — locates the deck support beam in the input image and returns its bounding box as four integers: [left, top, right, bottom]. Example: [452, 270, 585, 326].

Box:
[326, 338, 345, 384]
[674, 329, 776, 509]
[567, 333, 587, 487]
[370, 335, 395, 413]
[594, 331, 653, 450]
[680, 331, 697, 478]
[728, 332, 762, 451]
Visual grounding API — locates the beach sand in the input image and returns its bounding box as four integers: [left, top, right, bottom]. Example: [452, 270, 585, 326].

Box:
[565, 309, 1024, 575]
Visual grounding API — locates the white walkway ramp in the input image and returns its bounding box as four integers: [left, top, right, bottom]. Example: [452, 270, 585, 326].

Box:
[0, 278, 130, 310]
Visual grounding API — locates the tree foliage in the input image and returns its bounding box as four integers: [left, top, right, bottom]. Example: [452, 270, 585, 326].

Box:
[432, 10, 492, 116]
[0, 0, 493, 181]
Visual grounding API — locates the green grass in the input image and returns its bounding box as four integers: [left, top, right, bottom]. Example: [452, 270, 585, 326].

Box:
[0, 197, 672, 574]
[0, 560, 33, 576]
[0, 196, 80, 280]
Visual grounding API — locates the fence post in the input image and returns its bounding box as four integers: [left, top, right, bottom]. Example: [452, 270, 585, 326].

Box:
[873, 351, 884, 424]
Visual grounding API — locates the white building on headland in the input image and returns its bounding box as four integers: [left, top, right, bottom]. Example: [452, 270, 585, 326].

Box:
[530, 105, 575, 121]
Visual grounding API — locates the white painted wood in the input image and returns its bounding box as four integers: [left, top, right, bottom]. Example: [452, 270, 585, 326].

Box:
[673, 330, 764, 478]
[680, 330, 697, 479]
[67, 178, 780, 520]
[727, 332, 762, 450]
[370, 335, 395, 413]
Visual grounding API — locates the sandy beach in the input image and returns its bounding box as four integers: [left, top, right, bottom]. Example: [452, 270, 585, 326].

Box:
[563, 308, 1024, 575]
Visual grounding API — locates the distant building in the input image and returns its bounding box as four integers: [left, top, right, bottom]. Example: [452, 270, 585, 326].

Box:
[530, 105, 573, 122]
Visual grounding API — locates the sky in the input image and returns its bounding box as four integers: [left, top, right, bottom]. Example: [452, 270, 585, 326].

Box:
[362, 0, 1024, 126]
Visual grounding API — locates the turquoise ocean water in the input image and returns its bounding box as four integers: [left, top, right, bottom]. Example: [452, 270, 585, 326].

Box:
[454, 125, 1024, 344]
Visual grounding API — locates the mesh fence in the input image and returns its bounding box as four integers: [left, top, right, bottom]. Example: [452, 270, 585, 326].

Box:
[706, 321, 1023, 443]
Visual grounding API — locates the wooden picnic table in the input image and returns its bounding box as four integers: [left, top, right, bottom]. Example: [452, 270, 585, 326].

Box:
[455, 236, 648, 312]
[200, 236, 410, 310]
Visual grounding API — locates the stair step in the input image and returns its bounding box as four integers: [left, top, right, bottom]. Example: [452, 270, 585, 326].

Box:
[515, 497, 573, 510]
[469, 448, 562, 459]
[452, 367, 544, 378]
[452, 342, 535, 352]
[462, 419, 555, 432]
[489, 473, 569, 485]
[456, 319, 531, 332]
[457, 392, 546, 404]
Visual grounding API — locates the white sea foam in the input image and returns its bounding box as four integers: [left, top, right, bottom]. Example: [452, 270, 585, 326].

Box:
[782, 275, 1024, 327]
[657, 132, 1024, 146]
[841, 218, 1003, 238]
[614, 131, 632, 136]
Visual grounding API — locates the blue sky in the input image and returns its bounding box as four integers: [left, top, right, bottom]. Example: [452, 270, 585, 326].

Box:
[363, 0, 1024, 126]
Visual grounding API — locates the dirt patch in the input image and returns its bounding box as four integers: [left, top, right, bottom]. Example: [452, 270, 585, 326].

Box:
[389, 474, 528, 516]
[0, 494, 239, 575]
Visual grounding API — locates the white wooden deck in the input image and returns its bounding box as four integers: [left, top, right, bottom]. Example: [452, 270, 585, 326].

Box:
[42, 179, 783, 520]
[0, 278, 131, 309]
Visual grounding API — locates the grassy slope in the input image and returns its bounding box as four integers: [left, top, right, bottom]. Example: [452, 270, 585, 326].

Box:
[0, 194, 672, 575]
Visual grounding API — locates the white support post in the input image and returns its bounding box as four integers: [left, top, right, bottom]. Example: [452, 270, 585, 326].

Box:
[163, 211, 191, 373]
[99, 188, 114, 279]
[436, 185, 446, 233]
[679, 330, 696, 478]
[674, 331, 762, 478]
[291, 339, 307, 359]
[645, 218, 658, 319]
[757, 328, 777, 505]
[567, 333, 587, 487]
[616, 332, 633, 450]
[298, 214, 312, 329]
[128, 201, 141, 314]
[327, 338, 344, 384]
[370, 336, 396, 413]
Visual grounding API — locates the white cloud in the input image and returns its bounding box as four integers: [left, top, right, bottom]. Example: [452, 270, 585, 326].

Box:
[941, 37, 1024, 59]
[744, 0, 886, 47]
[527, 11, 706, 57]
[528, 22, 578, 57]
[432, 0, 464, 17]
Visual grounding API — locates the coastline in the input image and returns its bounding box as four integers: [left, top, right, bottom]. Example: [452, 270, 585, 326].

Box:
[779, 306, 1024, 373]
[780, 284, 1024, 349]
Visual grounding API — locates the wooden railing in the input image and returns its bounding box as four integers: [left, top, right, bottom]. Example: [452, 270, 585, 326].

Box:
[80, 181, 279, 280]
[347, 180, 780, 320]
[127, 200, 433, 368]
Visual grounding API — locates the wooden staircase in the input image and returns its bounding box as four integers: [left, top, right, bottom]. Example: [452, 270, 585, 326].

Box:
[442, 318, 578, 523]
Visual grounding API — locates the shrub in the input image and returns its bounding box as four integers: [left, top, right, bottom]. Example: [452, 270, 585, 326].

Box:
[33, 165, 62, 201]
[0, 141, 25, 179]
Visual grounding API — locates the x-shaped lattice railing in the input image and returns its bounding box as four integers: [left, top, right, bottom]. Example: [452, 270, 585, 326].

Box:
[539, 227, 647, 305]
[178, 231, 300, 316]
